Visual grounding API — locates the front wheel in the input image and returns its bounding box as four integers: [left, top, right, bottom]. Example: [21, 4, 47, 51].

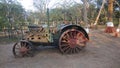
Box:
[13, 41, 34, 57]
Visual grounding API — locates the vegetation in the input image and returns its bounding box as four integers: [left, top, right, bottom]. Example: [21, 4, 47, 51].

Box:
[0, 0, 25, 30]
[0, 0, 120, 40]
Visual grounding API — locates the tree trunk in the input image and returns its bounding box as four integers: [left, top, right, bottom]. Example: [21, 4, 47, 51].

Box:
[83, 0, 88, 27]
[118, 18, 120, 28]
[108, 0, 114, 22]
[104, 0, 115, 33]
[94, 0, 105, 25]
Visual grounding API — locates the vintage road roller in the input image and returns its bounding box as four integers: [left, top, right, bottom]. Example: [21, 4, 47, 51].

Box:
[12, 24, 89, 57]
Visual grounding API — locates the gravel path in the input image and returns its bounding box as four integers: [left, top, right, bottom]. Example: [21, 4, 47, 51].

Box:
[0, 30, 120, 68]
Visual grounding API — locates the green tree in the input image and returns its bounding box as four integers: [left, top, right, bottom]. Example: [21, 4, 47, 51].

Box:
[0, 0, 26, 38]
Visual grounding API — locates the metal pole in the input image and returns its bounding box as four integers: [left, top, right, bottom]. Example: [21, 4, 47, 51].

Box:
[47, 8, 50, 33]
[47, 8, 53, 42]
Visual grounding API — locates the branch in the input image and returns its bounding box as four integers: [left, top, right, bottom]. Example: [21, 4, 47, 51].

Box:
[94, 0, 105, 25]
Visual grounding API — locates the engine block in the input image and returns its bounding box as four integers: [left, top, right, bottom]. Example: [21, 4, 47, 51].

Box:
[24, 26, 50, 43]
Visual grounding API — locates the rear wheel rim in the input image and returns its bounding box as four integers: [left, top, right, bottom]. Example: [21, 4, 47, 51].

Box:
[59, 29, 87, 54]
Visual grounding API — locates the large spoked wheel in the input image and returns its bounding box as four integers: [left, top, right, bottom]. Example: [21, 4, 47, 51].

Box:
[59, 29, 87, 54]
[13, 41, 33, 57]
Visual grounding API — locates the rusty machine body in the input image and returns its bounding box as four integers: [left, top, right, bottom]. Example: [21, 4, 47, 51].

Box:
[12, 9, 89, 57]
[12, 24, 89, 57]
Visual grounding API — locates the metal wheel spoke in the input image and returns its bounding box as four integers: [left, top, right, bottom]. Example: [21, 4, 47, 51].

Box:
[62, 46, 70, 52]
[77, 46, 82, 50]
[59, 29, 86, 54]
[71, 48, 76, 54]
[17, 42, 22, 47]
[77, 42, 85, 46]
[73, 31, 77, 38]
[26, 46, 29, 49]
[69, 31, 74, 39]
[13, 41, 33, 57]
[26, 51, 32, 56]
[69, 48, 73, 54]
[66, 33, 70, 39]
[77, 32, 83, 38]
[15, 51, 22, 56]
[15, 49, 20, 52]
[16, 44, 21, 48]
[61, 39, 68, 43]
[15, 52, 21, 55]
[70, 48, 73, 54]
[76, 47, 81, 53]
[15, 47, 20, 50]
[26, 45, 31, 49]
[62, 34, 67, 39]
[23, 42, 27, 47]
[75, 47, 79, 53]
[61, 44, 69, 46]
[72, 48, 76, 53]
[81, 37, 87, 42]
[79, 39, 85, 43]
[20, 42, 23, 46]
[64, 48, 71, 54]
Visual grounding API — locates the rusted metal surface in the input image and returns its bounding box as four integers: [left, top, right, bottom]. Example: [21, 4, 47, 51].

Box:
[12, 24, 89, 57]
[13, 41, 33, 57]
[59, 29, 88, 54]
[24, 26, 49, 43]
[104, 27, 116, 33]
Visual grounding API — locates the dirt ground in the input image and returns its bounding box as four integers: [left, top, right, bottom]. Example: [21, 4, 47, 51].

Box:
[0, 29, 120, 68]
